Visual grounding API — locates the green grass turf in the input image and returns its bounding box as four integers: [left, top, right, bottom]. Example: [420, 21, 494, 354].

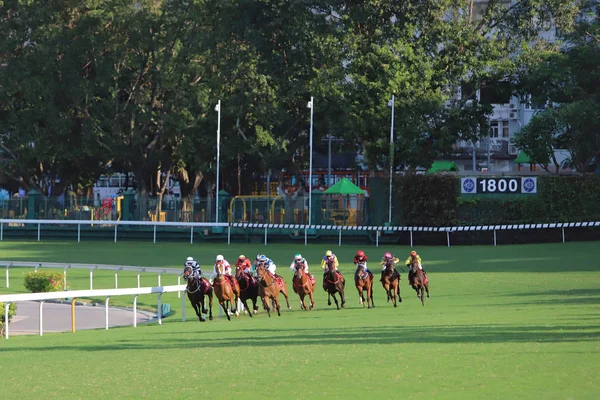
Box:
[0, 240, 599, 399]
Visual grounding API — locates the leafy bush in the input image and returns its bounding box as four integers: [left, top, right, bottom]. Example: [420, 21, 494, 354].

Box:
[0, 302, 17, 337]
[24, 271, 66, 293]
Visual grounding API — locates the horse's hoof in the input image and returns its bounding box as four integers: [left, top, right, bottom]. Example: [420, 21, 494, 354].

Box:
[253, 310, 257, 315]
[202, 309, 208, 314]
[209, 316, 213, 321]
[235, 311, 240, 317]
[288, 306, 292, 310]
[394, 303, 397, 308]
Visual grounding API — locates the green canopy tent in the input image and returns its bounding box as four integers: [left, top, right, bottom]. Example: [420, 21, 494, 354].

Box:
[323, 178, 366, 225]
[427, 161, 460, 173]
[513, 151, 536, 171]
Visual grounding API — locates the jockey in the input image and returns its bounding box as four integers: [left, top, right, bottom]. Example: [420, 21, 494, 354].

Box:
[380, 251, 400, 282]
[211, 254, 235, 286]
[290, 253, 312, 277]
[353, 249, 370, 278]
[235, 255, 253, 276]
[321, 250, 342, 275]
[405, 250, 427, 284]
[184, 256, 202, 280]
[257, 254, 279, 277]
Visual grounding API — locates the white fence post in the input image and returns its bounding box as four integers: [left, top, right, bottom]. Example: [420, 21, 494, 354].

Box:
[133, 295, 138, 328]
[338, 228, 342, 247]
[89, 266, 98, 290]
[1, 221, 3, 240]
[35, 263, 40, 272]
[304, 228, 307, 246]
[137, 268, 145, 288]
[264, 227, 268, 245]
[77, 224, 81, 243]
[227, 226, 231, 245]
[114, 225, 117, 243]
[37, 222, 41, 242]
[63, 265, 71, 290]
[562, 227, 565, 243]
[105, 297, 110, 330]
[153, 225, 157, 244]
[5, 263, 10, 288]
[114, 267, 123, 289]
[376, 230, 379, 248]
[4, 302, 10, 339]
[157, 293, 163, 325]
[177, 275, 181, 298]
[158, 269, 166, 287]
[190, 227, 194, 244]
[410, 229, 414, 247]
[39, 301, 44, 336]
[446, 231, 450, 248]
[181, 291, 186, 322]
[494, 229, 497, 246]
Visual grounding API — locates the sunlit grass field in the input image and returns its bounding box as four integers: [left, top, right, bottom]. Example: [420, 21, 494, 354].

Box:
[1, 240, 599, 399]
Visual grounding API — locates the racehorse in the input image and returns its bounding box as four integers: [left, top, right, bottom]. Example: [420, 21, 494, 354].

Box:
[234, 264, 259, 316]
[324, 257, 346, 310]
[381, 259, 402, 307]
[256, 263, 291, 317]
[410, 258, 430, 306]
[354, 262, 374, 309]
[183, 266, 213, 321]
[292, 264, 315, 310]
[212, 261, 240, 320]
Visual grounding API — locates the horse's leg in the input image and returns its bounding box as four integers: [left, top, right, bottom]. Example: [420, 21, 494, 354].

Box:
[273, 293, 281, 317]
[280, 286, 292, 310]
[198, 296, 206, 322]
[332, 292, 340, 310]
[339, 285, 346, 308]
[369, 282, 375, 308]
[242, 296, 253, 318]
[420, 286, 425, 306]
[262, 296, 271, 317]
[358, 285, 365, 307]
[207, 289, 214, 321]
[425, 283, 430, 298]
[397, 279, 402, 303]
[308, 287, 315, 310]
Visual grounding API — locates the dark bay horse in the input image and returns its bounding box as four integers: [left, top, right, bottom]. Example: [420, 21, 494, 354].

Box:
[292, 264, 315, 310]
[235, 265, 259, 316]
[213, 262, 240, 320]
[354, 263, 374, 309]
[256, 264, 291, 317]
[183, 266, 213, 321]
[410, 259, 430, 306]
[381, 259, 401, 307]
[324, 258, 346, 310]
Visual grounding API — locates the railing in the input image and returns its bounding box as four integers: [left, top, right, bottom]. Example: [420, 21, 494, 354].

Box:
[0, 261, 184, 297]
[0, 284, 187, 339]
[1, 218, 599, 247]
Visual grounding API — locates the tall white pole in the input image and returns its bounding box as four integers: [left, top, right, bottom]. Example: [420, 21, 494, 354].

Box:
[388, 95, 395, 225]
[308, 96, 314, 226]
[216, 100, 221, 223]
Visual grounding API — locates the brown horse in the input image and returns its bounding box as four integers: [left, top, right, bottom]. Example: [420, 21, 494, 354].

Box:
[213, 261, 240, 320]
[354, 263, 374, 309]
[183, 266, 213, 321]
[234, 265, 259, 316]
[381, 259, 402, 307]
[292, 264, 315, 310]
[410, 259, 430, 306]
[324, 258, 346, 310]
[256, 263, 291, 317]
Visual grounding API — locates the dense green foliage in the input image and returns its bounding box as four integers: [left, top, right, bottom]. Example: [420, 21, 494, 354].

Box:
[0, 301, 17, 336]
[0, 0, 588, 197]
[0, 240, 599, 398]
[371, 175, 600, 226]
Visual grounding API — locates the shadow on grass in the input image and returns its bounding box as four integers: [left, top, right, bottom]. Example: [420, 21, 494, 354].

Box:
[4, 323, 600, 352]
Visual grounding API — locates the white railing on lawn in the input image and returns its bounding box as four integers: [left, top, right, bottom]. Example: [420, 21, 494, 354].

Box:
[0, 284, 187, 339]
[1, 218, 599, 247]
[0, 261, 184, 297]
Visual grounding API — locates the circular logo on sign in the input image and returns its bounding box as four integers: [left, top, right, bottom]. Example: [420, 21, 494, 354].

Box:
[463, 178, 475, 193]
[523, 178, 535, 193]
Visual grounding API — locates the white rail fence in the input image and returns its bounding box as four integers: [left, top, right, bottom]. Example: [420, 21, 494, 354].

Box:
[1, 218, 599, 247]
[0, 261, 185, 298]
[0, 284, 187, 339]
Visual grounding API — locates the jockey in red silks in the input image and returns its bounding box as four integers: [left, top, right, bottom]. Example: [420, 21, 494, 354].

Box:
[353, 249, 370, 279]
[380, 251, 400, 282]
[235, 255, 253, 276]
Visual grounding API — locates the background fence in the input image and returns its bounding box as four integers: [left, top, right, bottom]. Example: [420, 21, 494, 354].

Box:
[1, 218, 598, 247]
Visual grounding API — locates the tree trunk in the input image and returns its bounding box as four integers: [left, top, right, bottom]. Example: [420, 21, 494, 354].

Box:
[155, 169, 171, 217]
[176, 170, 203, 222]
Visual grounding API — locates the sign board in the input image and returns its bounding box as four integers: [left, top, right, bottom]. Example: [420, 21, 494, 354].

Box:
[461, 177, 537, 194]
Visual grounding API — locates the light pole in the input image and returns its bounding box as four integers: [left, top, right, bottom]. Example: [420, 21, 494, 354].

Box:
[387, 95, 395, 225]
[307, 97, 314, 225]
[215, 100, 221, 223]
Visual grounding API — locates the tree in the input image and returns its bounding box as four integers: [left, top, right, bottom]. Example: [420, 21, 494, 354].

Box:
[516, 4, 600, 172]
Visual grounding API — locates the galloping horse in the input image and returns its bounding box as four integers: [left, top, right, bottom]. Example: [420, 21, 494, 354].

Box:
[381, 259, 402, 307]
[354, 263, 374, 309]
[256, 263, 291, 317]
[410, 259, 430, 306]
[183, 266, 213, 321]
[212, 261, 240, 320]
[292, 264, 315, 310]
[234, 265, 259, 316]
[324, 258, 346, 310]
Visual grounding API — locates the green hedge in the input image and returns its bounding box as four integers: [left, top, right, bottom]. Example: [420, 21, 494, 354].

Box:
[0, 302, 17, 337]
[369, 175, 600, 226]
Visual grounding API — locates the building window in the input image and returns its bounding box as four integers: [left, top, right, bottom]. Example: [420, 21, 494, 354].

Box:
[490, 121, 509, 138]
